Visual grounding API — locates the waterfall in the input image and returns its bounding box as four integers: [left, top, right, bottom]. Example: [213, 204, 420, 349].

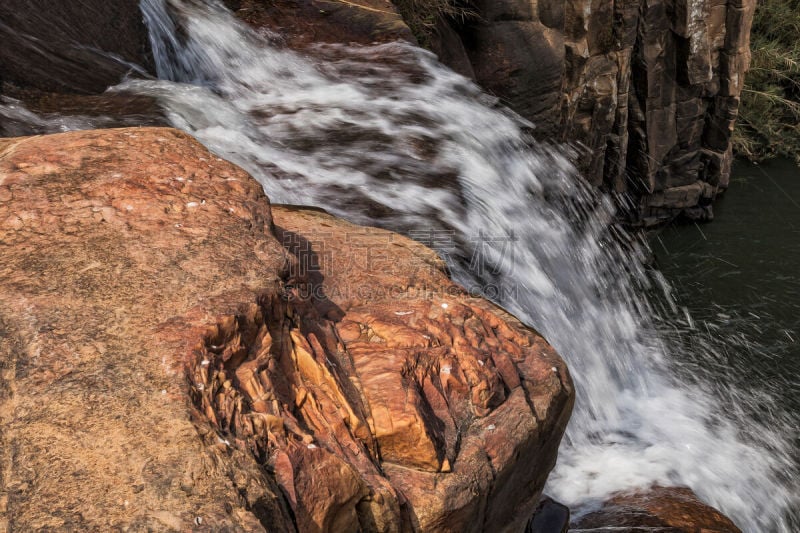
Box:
[2, 0, 796, 529]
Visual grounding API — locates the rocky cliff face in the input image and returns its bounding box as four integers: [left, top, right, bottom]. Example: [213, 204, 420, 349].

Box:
[433, 0, 756, 224]
[0, 127, 573, 531]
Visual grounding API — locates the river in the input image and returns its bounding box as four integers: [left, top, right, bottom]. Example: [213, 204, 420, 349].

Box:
[653, 158, 800, 468]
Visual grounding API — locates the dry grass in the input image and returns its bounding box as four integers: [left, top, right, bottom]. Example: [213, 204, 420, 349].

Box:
[734, 0, 800, 164]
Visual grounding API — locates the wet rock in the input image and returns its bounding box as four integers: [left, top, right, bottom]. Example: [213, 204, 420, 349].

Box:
[224, 0, 414, 49]
[0, 87, 167, 138]
[428, 17, 476, 80]
[0, 1, 153, 94]
[0, 127, 574, 531]
[571, 486, 742, 532]
[526, 496, 570, 533]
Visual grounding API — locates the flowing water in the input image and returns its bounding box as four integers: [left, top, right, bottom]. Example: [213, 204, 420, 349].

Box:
[653, 158, 800, 478]
[1, 0, 797, 529]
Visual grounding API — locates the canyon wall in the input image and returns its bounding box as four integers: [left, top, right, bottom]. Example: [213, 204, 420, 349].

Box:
[432, 0, 757, 224]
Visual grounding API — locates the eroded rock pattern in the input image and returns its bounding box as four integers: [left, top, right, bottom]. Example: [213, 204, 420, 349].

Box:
[0, 128, 573, 531]
[191, 204, 575, 531]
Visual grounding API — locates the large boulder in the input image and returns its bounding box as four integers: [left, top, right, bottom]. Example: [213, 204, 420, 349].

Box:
[0, 127, 573, 531]
[0, 128, 295, 531]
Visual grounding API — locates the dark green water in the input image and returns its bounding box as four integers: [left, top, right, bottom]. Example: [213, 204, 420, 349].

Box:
[653, 158, 800, 442]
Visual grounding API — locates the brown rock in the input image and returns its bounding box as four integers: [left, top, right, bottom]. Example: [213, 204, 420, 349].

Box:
[198, 204, 576, 531]
[0, 127, 574, 531]
[0, 128, 296, 532]
[464, 20, 566, 137]
[572, 486, 742, 532]
[224, 0, 414, 49]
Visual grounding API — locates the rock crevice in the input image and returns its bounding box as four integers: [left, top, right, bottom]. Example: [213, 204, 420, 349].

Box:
[190, 202, 575, 532]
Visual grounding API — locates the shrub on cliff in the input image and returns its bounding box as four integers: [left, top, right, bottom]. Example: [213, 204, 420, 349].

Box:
[734, 0, 800, 164]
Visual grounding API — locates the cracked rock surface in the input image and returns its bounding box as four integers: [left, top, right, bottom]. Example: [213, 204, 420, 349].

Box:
[0, 127, 573, 532]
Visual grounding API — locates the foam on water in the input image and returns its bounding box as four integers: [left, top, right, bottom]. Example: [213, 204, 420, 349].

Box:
[1, 0, 796, 529]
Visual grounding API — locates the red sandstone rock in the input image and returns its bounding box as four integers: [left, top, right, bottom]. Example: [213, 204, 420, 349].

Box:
[265, 206, 575, 531]
[0, 127, 573, 531]
[572, 486, 742, 532]
[0, 128, 295, 532]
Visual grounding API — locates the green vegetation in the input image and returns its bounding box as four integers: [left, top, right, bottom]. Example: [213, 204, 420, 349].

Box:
[733, 0, 800, 164]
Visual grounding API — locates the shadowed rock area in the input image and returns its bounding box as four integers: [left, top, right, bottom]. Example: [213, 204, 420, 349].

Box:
[0, 127, 573, 531]
[0, 1, 153, 94]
